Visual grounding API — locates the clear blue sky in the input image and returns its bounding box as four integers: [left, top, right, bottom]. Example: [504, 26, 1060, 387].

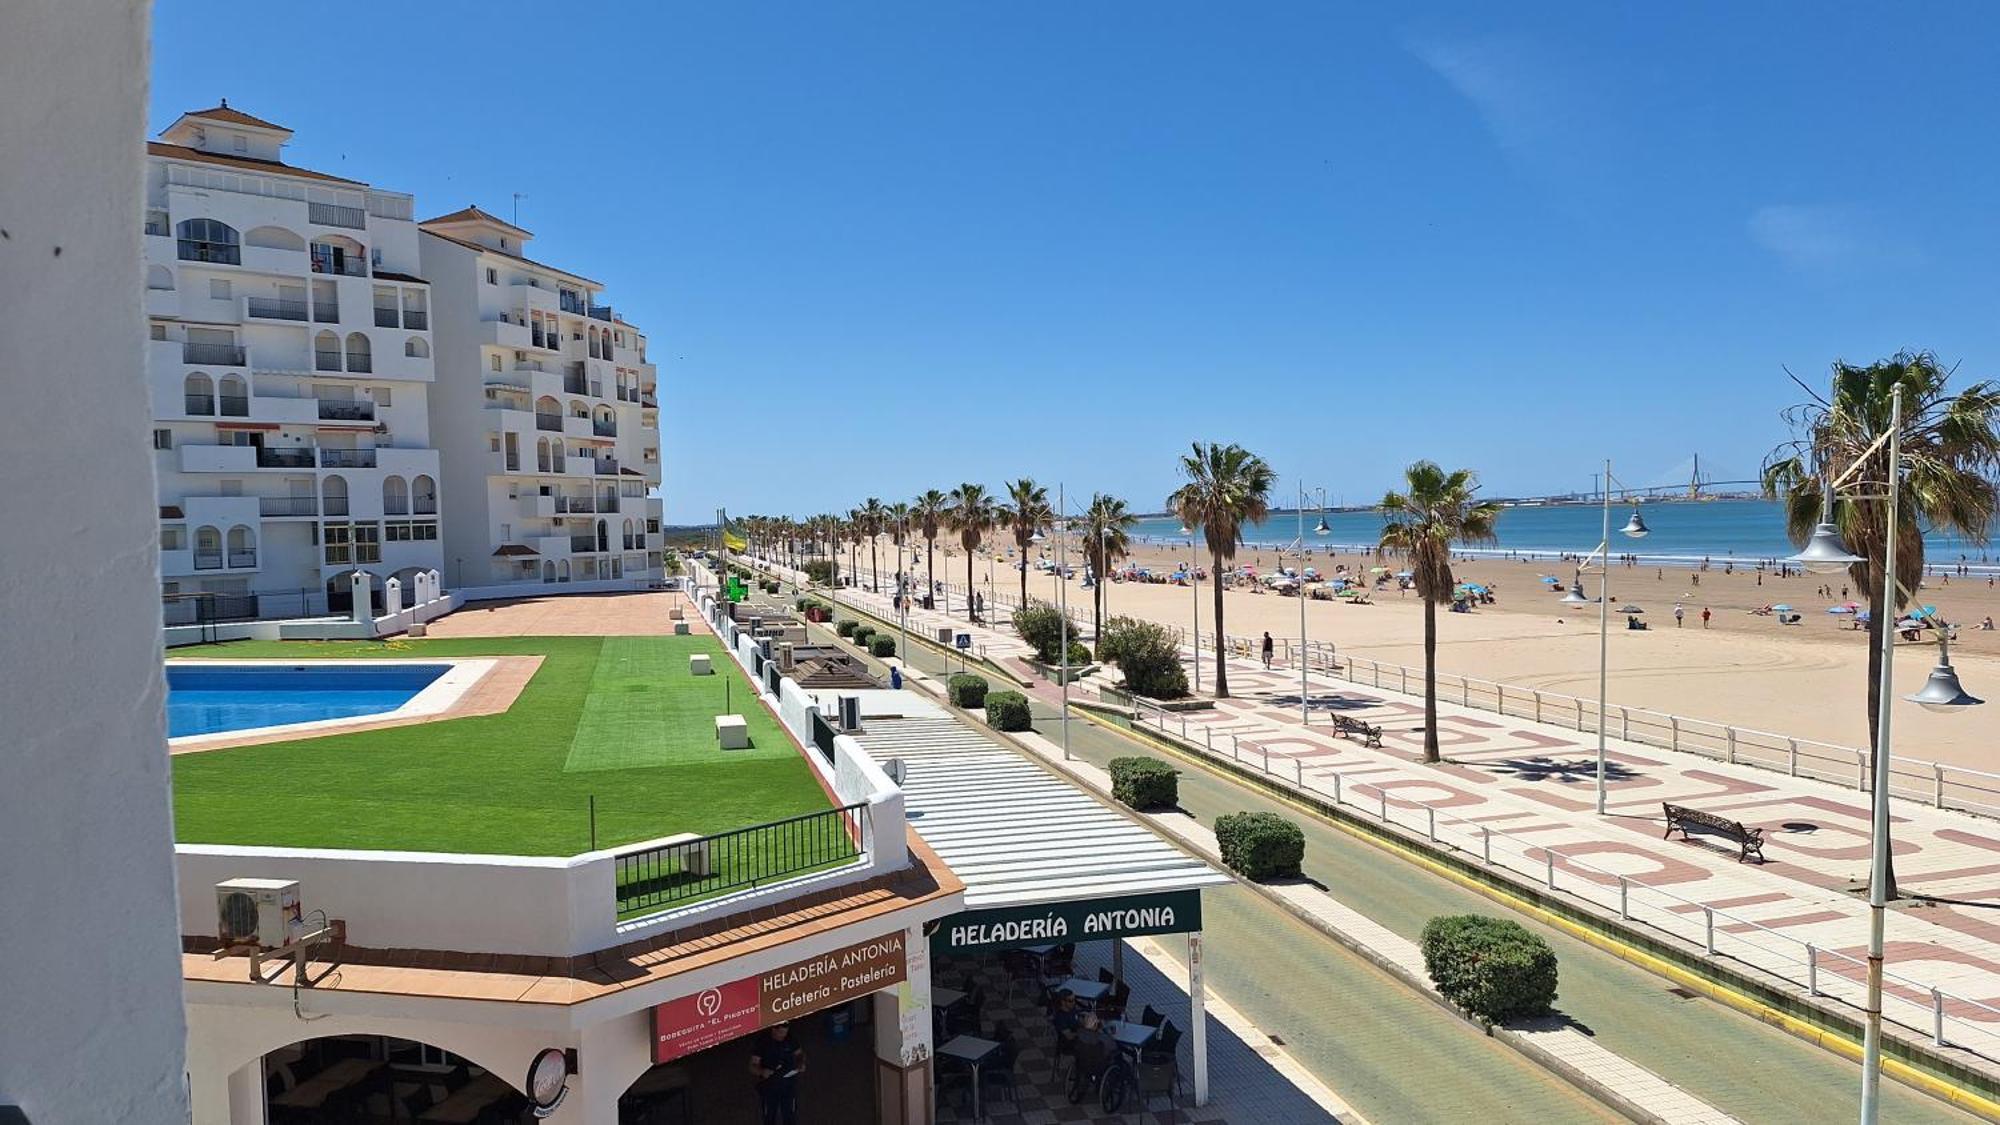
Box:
[152, 2, 2000, 521]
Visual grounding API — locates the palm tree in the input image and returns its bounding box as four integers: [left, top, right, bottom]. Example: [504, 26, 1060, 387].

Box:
[843, 509, 865, 588]
[944, 483, 999, 621]
[1378, 461, 1501, 764]
[1082, 493, 1137, 653]
[999, 478, 1052, 606]
[1764, 352, 2000, 897]
[857, 497, 888, 592]
[913, 489, 948, 604]
[1168, 442, 1275, 698]
[887, 501, 912, 591]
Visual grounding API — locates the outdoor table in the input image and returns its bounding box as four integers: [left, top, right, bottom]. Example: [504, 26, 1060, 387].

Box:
[1107, 1020, 1157, 1060]
[932, 985, 967, 1010]
[419, 1072, 512, 1123]
[937, 1034, 1001, 1123]
[268, 1058, 382, 1111]
[1058, 978, 1111, 1007]
[1021, 943, 1056, 955]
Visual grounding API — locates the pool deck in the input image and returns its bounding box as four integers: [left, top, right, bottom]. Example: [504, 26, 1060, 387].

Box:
[167, 655, 543, 755]
[422, 589, 708, 638]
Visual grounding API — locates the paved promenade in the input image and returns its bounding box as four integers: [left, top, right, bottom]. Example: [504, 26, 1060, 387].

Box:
[802, 567, 2000, 1072]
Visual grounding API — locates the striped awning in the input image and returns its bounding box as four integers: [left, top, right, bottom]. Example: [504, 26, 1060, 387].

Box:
[854, 717, 1228, 909]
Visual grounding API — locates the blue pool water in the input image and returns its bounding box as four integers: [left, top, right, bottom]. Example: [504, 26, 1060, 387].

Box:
[166, 664, 449, 737]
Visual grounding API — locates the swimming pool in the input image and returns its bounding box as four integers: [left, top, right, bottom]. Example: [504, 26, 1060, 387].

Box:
[166, 664, 451, 737]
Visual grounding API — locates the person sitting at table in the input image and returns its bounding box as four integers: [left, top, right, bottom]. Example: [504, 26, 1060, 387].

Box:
[1050, 990, 1083, 1073]
[748, 1022, 803, 1125]
[1067, 1012, 1117, 1101]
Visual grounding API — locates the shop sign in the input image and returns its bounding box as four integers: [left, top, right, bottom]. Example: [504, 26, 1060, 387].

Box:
[930, 890, 1202, 955]
[652, 931, 908, 1064]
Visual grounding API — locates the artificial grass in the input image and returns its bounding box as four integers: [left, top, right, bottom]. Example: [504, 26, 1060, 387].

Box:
[169, 634, 832, 856]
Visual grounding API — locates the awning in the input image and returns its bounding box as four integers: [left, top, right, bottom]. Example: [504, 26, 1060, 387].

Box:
[214, 422, 279, 431]
[492, 544, 538, 557]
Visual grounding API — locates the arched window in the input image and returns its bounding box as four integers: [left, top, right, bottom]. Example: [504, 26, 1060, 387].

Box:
[623, 518, 634, 550]
[321, 474, 349, 517]
[593, 405, 615, 436]
[314, 330, 340, 372]
[568, 399, 588, 419]
[557, 559, 571, 582]
[175, 218, 239, 264]
[217, 374, 247, 417]
[596, 518, 609, 552]
[534, 396, 560, 431]
[412, 474, 437, 515]
[382, 476, 408, 516]
[536, 437, 552, 473]
[542, 561, 556, 582]
[194, 525, 222, 569]
[146, 265, 174, 291]
[183, 372, 215, 416]
[404, 336, 429, 358]
[344, 332, 371, 373]
[243, 225, 306, 251]
[226, 525, 257, 567]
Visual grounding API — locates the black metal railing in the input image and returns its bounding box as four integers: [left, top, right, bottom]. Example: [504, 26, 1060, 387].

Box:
[613, 802, 869, 916]
[318, 401, 375, 421]
[810, 712, 838, 765]
[314, 350, 343, 371]
[403, 310, 428, 330]
[256, 447, 316, 469]
[184, 342, 245, 365]
[564, 373, 588, 395]
[588, 305, 613, 322]
[322, 497, 350, 516]
[184, 393, 215, 415]
[593, 420, 616, 437]
[535, 412, 562, 432]
[247, 297, 308, 321]
[310, 254, 367, 277]
[313, 303, 340, 323]
[227, 549, 258, 568]
[192, 551, 223, 570]
[218, 394, 249, 417]
[414, 497, 437, 515]
[559, 293, 587, 315]
[374, 308, 400, 328]
[595, 459, 619, 476]
[177, 239, 239, 265]
[308, 201, 368, 229]
[345, 354, 373, 373]
[570, 535, 598, 552]
[319, 448, 376, 469]
[259, 496, 317, 516]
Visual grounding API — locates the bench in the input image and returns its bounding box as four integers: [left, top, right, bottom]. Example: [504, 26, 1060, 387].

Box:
[715, 713, 749, 749]
[1662, 802, 1765, 862]
[1332, 714, 1383, 748]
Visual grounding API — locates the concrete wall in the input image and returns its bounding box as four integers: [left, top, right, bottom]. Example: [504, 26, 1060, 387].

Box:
[0, 3, 193, 1120]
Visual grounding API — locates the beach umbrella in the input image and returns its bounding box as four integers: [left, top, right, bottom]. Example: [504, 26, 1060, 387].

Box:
[1898, 616, 1928, 630]
[1619, 604, 1645, 614]
[1856, 610, 1873, 624]
[1370, 566, 1390, 574]
[1395, 571, 1414, 579]
[1771, 604, 1793, 613]
[1827, 605, 1854, 615]
[1540, 576, 1561, 585]
[1461, 583, 1490, 594]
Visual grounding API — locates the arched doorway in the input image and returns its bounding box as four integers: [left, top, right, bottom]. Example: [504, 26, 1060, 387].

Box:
[257, 1033, 530, 1123]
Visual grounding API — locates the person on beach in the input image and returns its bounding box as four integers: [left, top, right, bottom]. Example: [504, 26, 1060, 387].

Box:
[1261, 631, 1275, 669]
[1674, 604, 1685, 628]
[1701, 606, 1712, 629]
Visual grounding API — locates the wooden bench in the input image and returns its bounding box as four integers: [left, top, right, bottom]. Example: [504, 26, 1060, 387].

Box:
[1662, 802, 1765, 862]
[1332, 714, 1383, 748]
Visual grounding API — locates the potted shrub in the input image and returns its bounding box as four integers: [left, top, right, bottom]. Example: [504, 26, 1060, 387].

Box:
[869, 634, 898, 658]
[947, 673, 989, 709]
[1110, 757, 1178, 810]
[835, 619, 860, 638]
[1215, 811, 1305, 880]
[1419, 915, 1559, 1025]
[983, 690, 1033, 732]
[851, 624, 876, 648]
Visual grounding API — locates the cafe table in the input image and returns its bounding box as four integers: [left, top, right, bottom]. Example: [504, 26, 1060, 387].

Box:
[268, 1058, 382, 1111]
[1057, 977, 1110, 1007]
[937, 1034, 1000, 1123]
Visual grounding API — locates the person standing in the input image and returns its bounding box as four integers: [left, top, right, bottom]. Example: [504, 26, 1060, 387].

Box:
[1261, 631, 1275, 669]
[749, 1022, 804, 1125]
[1674, 604, 1685, 628]
[1701, 606, 1712, 629]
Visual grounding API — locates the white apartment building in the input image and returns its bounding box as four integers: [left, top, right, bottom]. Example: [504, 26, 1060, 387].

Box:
[419, 207, 663, 590]
[146, 103, 444, 622]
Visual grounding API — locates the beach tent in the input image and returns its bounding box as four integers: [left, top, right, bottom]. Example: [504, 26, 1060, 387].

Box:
[1619, 604, 1645, 614]
[1771, 604, 1793, 613]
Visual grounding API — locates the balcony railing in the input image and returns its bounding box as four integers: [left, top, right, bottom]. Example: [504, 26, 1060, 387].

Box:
[259, 496, 317, 516]
[323, 497, 350, 516]
[613, 802, 869, 916]
[557, 495, 593, 514]
[227, 549, 258, 568]
[374, 308, 400, 328]
[319, 449, 377, 469]
[593, 420, 617, 437]
[559, 293, 587, 315]
[570, 535, 599, 553]
[145, 216, 170, 237]
[594, 459, 619, 476]
[588, 305, 613, 322]
[312, 303, 340, 323]
[600, 493, 620, 513]
[346, 354, 373, 374]
[193, 551, 223, 571]
[535, 412, 562, 432]
[177, 240, 239, 265]
[310, 255, 367, 278]
[414, 497, 437, 515]
[564, 375, 588, 395]
[314, 350, 343, 372]
[317, 401, 375, 421]
[184, 342, 245, 366]
[218, 394, 249, 417]
[307, 201, 367, 229]
[255, 447, 316, 469]
[246, 297, 307, 321]
[184, 393, 215, 415]
[403, 310, 427, 330]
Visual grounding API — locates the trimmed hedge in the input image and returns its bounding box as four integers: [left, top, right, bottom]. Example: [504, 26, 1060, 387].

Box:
[1420, 915, 1559, 1025]
[948, 674, 990, 709]
[796, 596, 811, 610]
[869, 634, 898, 658]
[984, 690, 1033, 732]
[835, 619, 860, 638]
[1215, 811, 1305, 880]
[851, 625, 877, 647]
[1110, 757, 1178, 810]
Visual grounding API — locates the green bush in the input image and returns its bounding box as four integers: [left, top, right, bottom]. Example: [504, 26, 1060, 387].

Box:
[1420, 915, 1559, 1025]
[1215, 811, 1305, 880]
[1110, 757, 1179, 810]
[851, 624, 876, 647]
[835, 619, 860, 638]
[1012, 599, 1084, 664]
[984, 690, 1033, 732]
[1098, 616, 1190, 699]
[803, 560, 835, 584]
[948, 673, 990, 709]
[796, 595, 811, 610]
[869, 634, 898, 658]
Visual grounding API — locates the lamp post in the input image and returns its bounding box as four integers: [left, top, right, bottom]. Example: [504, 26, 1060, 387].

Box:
[1295, 485, 1329, 725]
[1582, 460, 1649, 815]
[1182, 524, 1201, 694]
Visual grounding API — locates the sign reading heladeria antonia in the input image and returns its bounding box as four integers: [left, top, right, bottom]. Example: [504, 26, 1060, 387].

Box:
[930, 890, 1203, 955]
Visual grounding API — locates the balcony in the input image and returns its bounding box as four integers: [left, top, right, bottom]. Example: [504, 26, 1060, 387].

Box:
[558, 494, 595, 514]
[313, 302, 340, 324]
[403, 310, 428, 330]
[593, 420, 617, 437]
[588, 305, 613, 322]
[563, 415, 594, 439]
[319, 448, 377, 469]
[481, 319, 532, 350]
[374, 308, 400, 328]
[594, 458, 620, 476]
[559, 292, 588, 316]
[564, 364, 588, 395]
[308, 201, 367, 229]
[535, 412, 562, 432]
[259, 496, 318, 517]
[310, 255, 367, 278]
[184, 342, 246, 366]
[346, 354, 373, 374]
[218, 394, 249, 417]
[177, 240, 239, 265]
[570, 535, 599, 553]
[255, 447, 316, 469]
[227, 549, 259, 569]
[317, 401, 375, 422]
[184, 393, 215, 416]
[193, 550, 223, 570]
[246, 297, 308, 321]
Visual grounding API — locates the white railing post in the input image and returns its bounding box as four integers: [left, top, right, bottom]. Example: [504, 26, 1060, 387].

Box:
[1332, 772, 1343, 806]
[1262, 745, 1270, 774]
[1295, 758, 1303, 784]
[1788, 738, 1798, 777]
[1617, 876, 1629, 920]
[1620, 707, 1629, 741]
[1533, 691, 1542, 723]
[1703, 907, 1716, 955]
[1205, 728, 1212, 753]
[1806, 944, 1819, 996]
[1427, 806, 1436, 843]
[1934, 989, 1948, 1046]
[1576, 698, 1585, 732]
[1935, 763, 1947, 809]
[1858, 749, 1868, 792]
[1401, 666, 1408, 694]
[1544, 849, 1556, 890]
[1181, 712, 1188, 740]
[1481, 827, 1492, 866]
[1726, 727, 1737, 765]
[1380, 788, 1389, 823]
[1463, 677, 1471, 707]
[1232, 734, 1240, 760]
[1670, 715, 1680, 753]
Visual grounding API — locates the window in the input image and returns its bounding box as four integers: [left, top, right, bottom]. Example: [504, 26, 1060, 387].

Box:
[209, 279, 231, 300]
[231, 133, 247, 152]
[488, 435, 500, 452]
[485, 267, 498, 285]
[384, 521, 440, 542]
[175, 218, 240, 264]
[373, 386, 392, 406]
[354, 523, 381, 563]
[500, 237, 508, 250]
[152, 428, 172, 450]
[490, 354, 502, 372]
[161, 525, 186, 550]
[150, 323, 168, 341]
[322, 523, 351, 565]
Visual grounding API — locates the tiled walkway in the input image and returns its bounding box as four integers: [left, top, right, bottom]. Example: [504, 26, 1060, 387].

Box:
[801, 564, 2000, 1070]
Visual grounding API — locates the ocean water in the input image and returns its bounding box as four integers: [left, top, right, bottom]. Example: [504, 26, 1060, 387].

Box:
[1129, 499, 2000, 569]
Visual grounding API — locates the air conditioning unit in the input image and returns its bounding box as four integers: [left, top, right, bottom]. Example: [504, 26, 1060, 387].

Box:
[216, 878, 301, 949]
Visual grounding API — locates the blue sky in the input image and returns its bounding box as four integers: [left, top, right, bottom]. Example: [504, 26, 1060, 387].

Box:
[152, 2, 2000, 521]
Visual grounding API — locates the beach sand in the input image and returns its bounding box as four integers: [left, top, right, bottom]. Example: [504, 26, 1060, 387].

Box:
[858, 537, 2000, 773]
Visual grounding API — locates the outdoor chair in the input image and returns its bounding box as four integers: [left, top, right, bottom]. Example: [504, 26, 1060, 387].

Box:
[1144, 1020, 1183, 1064]
[1100, 982, 1132, 1021]
[1098, 968, 1115, 985]
[980, 1026, 1020, 1106]
[1140, 1004, 1166, 1028]
[1134, 1055, 1183, 1110]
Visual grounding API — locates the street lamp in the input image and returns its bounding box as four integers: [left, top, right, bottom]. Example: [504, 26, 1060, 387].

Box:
[1055, 486, 1071, 760]
[1584, 461, 1649, 815]
[1779, 384, 1981, 1124]
[1295, 485, 1329, 726]
[1181, 524, 1201, 694]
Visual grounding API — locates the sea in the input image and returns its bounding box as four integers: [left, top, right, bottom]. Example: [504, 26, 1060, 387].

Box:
[1128, 499, 2000, 572]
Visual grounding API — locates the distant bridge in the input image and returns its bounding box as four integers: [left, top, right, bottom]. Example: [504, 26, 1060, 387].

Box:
[1488, 479, 1766, 506]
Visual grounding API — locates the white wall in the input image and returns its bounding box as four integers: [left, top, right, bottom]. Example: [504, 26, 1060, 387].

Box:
[0, 3, 193, 1121]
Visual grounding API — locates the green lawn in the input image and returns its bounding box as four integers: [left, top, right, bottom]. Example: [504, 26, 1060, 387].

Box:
[171, 634, 834, 856]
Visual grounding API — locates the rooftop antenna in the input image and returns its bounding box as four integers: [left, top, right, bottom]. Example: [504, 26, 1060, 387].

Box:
[511, 192, 527, 227]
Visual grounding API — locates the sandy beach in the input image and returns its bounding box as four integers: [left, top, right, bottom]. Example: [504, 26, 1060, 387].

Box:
[843, 536, 2000, 773]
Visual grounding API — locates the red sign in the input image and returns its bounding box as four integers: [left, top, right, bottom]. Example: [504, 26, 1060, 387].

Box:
[651, 978, 760, 1064]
